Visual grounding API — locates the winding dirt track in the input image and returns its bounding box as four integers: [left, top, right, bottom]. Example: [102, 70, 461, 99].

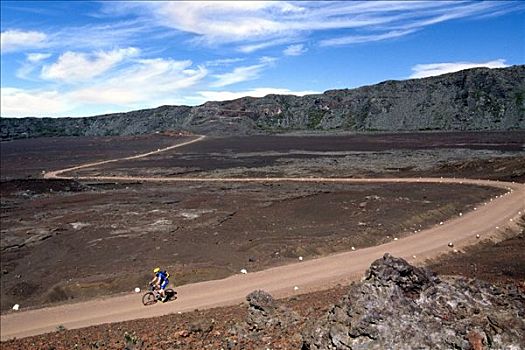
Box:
[2, 136, 524, 341]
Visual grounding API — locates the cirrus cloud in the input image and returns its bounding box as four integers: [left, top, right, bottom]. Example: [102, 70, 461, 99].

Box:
[103, 1, 523, 51]
[41, 47, 140, 82]
[2, 56, 208, 117]
[26, 53, 52, 63]
[69, 58, 207, 105]
[283, 44, 307, 56]
[409, 59, 509, 78]
[210, 57, 277, 88]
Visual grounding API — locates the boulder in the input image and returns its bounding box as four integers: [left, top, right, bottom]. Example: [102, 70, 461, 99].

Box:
[302, 253, 525, 350]
[245, 290, 299, 332]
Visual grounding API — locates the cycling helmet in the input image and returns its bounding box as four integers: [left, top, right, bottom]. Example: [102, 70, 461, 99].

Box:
[153, 267, 160, 273]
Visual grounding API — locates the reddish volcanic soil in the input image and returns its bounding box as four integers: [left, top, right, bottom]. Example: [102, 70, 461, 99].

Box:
[429, 223, 525, 285]
[1, 131, 523, 311]
[2, 179, 506, 312]
[0, 131, 524, 348]
[2, 225, 523, 350]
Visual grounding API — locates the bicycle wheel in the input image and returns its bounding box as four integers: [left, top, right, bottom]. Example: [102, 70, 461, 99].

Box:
[165, 288, 177, 301]
[142, 291, 157, 306]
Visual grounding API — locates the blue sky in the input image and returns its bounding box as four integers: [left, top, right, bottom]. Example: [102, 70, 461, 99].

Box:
[1, 1, 524, 118]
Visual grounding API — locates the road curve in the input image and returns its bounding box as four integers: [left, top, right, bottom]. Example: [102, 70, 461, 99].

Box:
[2, 136, 524, 341]
[43, 135, 207, 180]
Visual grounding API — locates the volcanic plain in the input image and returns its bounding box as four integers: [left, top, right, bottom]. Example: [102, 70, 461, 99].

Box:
[1, 130, 524, 317]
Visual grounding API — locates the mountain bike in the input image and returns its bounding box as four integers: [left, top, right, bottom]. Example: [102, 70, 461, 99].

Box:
[142, 284, 177, 306]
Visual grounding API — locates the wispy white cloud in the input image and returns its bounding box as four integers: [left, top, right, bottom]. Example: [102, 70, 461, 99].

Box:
[15, 64, 36, 80]
[50, 20, 158, 52]
[409, 59, 509, 78]
[2, 56, 208, 117]
[238, 37, 300, 53]
[16, 53, 53, 80]
[104, 1, 522, 51]
[210, 64, 266, 88]
[41, 47, 139, 83]
[26, 53, 52, 63]
[69, 58, 207, 105]
[259, 56, 277, 65]
[197, 87, 319, 102]
[2, 20, 156, 55]
[110, 2, 302, 43]
[210, 57, 276, 88]
[320, 29, 415, 46]
[3, 2, 520, 56]
[283, 44, 307, 56]
[205, 57, 245, 67]
[1, 30, 48, 53]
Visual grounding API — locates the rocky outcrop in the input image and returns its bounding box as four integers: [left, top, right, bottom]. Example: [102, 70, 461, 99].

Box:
[301, 254, 525, 349]
[245, 290, 299, 331]
[246, 290, 279, 330]
[225, 290, 300, 347]
[1, 65, 524, 139]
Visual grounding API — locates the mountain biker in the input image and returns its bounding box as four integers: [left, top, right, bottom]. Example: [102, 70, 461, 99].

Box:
[150, 267, 170, 302]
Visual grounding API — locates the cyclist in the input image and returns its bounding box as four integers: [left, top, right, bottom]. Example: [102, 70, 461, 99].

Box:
[150, 267, 170, 302]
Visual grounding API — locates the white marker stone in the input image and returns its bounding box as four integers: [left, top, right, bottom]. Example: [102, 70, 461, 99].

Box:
[298, 256, 303, 261]
[448, 242, 454, 248]
[394, 237, 398, 241]
[240, 268, 248, 274]
[294, 286, 299, 291]
[476, 234, 480, 239]
[351, 246, 356, 251]
[134, 287, 141, 293]
[12, 304, 20, 311]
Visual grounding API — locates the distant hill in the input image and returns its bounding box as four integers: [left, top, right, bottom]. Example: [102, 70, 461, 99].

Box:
[1, 65, 524, 140]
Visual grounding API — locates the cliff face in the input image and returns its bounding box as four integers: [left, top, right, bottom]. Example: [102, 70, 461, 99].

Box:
[1, 65, 524, 139]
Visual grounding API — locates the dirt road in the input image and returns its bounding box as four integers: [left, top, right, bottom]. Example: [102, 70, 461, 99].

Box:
[2, 136, 524, 341]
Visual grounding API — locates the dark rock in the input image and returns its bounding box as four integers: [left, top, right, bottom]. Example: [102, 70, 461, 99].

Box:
[244, 290, 299, 333]
[245, 290, 277, 330]
[246, 290, 276, 313]
[0, 179, 89, 195]
[302, 254, 525, 350]
[365, 253, 438, 298]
